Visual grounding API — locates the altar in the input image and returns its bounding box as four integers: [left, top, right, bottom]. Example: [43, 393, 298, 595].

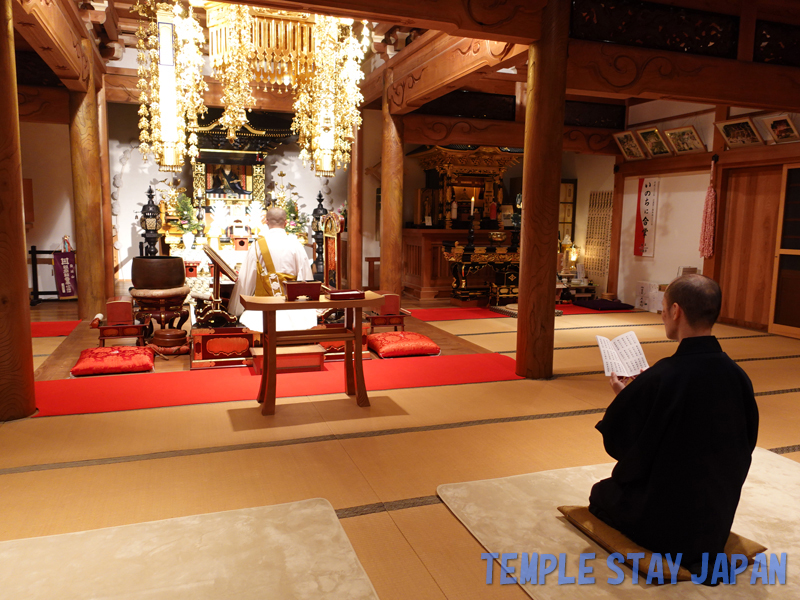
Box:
[402, 228, 520, 301]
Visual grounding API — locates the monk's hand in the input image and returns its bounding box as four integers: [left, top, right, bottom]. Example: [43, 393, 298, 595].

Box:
[609, 372, 627, 395]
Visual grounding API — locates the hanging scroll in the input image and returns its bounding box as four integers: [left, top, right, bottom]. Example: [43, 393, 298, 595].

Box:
[634, 178, 659, 257]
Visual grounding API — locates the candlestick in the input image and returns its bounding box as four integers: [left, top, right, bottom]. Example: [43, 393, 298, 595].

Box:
[470, 196, 475, 215]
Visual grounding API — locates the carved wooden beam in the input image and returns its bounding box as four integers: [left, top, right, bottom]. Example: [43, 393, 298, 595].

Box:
[361, 30, 453, 107]
[566, 39, 800, 112]
[12, 0, 93, 92]
[17, 85, 69, 123]
[403, 114, 621, 155]
[104, 67, 295, 112]
[222, 0, 545, 44]
[387, 38, 527, 114]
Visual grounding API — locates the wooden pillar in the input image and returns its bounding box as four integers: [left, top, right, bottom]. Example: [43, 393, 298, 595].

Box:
[515, 0, 570, 379]
[380, 69, 404, 295]
[69, 40, 106, 319]
[0, 0, 36, 420]
[348, 122, 364, 289]
[605, 160, 625, 298]
[97, 80, 115, 298]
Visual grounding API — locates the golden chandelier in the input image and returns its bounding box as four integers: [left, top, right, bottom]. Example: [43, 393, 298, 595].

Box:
[206, 5, 369, 177]
[134, 0, 207, 171]
[292, 16, 368, 178]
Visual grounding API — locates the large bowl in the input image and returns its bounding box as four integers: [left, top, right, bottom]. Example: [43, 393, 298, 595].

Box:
[131, 256, 185, 290]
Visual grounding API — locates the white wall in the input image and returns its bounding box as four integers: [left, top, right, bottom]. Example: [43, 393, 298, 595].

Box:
[617, 173, 709, 304]
[20, 122, 75, 292]
[561, 152, 616, 294]
[107, 103, 193, 280]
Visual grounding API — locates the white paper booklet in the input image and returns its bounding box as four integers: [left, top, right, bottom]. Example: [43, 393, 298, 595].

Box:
[595, 331, 650, 377]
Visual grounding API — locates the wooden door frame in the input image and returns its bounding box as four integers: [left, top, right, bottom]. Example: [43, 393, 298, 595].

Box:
[768, 163, 800, 338]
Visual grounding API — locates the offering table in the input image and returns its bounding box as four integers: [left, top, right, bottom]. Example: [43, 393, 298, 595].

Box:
[241, 291, 385, 415]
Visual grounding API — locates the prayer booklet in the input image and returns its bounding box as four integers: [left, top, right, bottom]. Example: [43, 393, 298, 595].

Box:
[596, 331, 650, 377]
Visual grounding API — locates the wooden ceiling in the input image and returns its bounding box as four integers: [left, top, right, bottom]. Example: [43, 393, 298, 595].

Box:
[13, 0, 800, 144]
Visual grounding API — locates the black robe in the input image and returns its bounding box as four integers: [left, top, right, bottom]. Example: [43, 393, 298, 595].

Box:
[589, 336, 759, 567]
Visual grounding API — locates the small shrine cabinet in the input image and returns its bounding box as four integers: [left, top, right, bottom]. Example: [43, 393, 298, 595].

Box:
[408, 145, 522, 230]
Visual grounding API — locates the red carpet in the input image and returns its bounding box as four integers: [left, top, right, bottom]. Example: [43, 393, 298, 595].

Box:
[34, 353, 522, 417]
[31, 321, 82, 337]
[410, 308, 502, 321]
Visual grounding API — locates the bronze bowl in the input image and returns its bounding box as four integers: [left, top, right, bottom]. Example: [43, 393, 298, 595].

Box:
[131, 256, 185, 290]
[488, 232, 507, 243]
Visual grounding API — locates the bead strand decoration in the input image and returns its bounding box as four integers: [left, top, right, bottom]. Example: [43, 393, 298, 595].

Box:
[291, 17, 367, 178]
[207, 3, 257, 141]
[133, 0, 206, 171]
[173, 2, 207, 163]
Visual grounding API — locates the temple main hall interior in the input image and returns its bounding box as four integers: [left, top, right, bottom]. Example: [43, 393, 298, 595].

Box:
[2, 0, 800, 596]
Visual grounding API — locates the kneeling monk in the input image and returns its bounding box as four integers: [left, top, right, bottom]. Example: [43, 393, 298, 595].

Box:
[589, 274, 759, 574]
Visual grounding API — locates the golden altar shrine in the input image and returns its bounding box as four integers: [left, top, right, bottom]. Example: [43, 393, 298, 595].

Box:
[402, 228, 520, 300]
[441, 231, 520, 306]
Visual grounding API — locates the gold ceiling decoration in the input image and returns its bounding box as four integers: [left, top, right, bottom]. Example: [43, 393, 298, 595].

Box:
[292, 16, 369, 178]
[206, 4, 368, 177]
[134, 0, 207, 171]
[206, 3, 257, 141]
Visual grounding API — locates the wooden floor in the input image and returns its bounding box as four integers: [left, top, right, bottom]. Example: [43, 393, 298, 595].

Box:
[10, 294, 800, 599]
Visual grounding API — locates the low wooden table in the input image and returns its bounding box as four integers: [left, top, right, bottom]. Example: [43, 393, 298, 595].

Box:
[241, 291, 385, 415]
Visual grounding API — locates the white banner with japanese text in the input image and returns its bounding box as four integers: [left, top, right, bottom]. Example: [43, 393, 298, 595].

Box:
[634, 178, 659, 257]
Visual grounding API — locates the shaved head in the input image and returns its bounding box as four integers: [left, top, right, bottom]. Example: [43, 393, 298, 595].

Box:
[664, 274, 721, 328]
[266, 207, 287, 228]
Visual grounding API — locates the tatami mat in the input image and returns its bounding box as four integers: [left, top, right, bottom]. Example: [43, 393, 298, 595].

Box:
[6, 307, 800, 599]
[389, 504, 530, 600]
[756, 393, 800, 449]
[0, 440, 380, 541]
[338, 414, 610, 502]
[341, 511, 448, 600]
[438, 448, 800, 599]
[0, 498, 379, 600]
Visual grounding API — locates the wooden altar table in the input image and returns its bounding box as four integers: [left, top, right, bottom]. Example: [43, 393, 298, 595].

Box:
[241, 291, 385, 415]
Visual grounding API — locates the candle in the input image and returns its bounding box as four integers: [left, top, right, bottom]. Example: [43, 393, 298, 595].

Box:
[471, 196, 475, 215]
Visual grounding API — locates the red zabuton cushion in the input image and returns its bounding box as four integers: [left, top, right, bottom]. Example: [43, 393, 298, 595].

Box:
[70, 346, 155, 377]
[366, 331, 440, 358]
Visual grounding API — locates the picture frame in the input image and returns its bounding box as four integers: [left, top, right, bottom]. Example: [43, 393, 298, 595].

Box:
[613, 131, 648, 161]
[636, 128, 673, 158]
[715, 117, 764, 148]
[759, 115, 800, 144]
[663, 125, 707, 154]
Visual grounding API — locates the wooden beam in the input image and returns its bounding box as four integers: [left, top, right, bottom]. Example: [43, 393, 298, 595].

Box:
[566, 39, 800, 112]
[387, 38, 527, 114]
[361, 30, 453, 106]
[104, 67, 295, 112]
[17, 85, 70, 124]
[402, 113, 620, 155]
[221, 0, 545, 45]
[12, 0, 92, 92]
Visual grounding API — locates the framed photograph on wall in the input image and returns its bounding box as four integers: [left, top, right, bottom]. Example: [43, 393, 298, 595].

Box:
[760, 115, 800, 144]
[715, 117, 764, 148]
[613, 131, 647, 161]
[663, 125, 707, 154]
[636, 128, 673, 158]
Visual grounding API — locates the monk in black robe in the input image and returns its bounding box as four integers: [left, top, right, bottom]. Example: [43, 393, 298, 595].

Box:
[589, 274, 759, 576]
